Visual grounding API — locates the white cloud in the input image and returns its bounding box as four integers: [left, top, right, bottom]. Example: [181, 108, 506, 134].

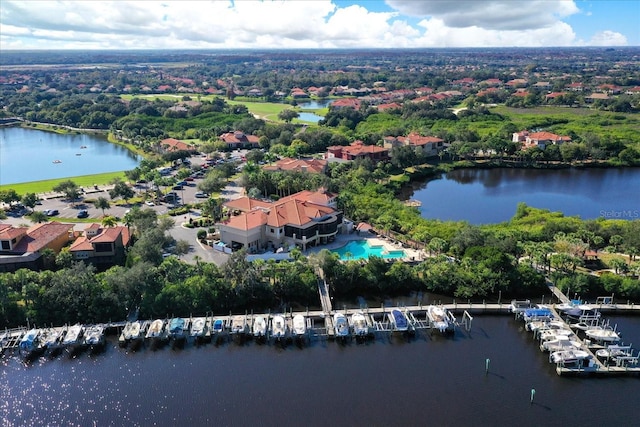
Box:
[385, 0, 580, 30]
[0, 0, 628, 49]
[589, 30, 628, 46]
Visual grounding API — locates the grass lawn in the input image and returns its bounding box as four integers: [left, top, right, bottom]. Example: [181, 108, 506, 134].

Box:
[0, 171, 127, 195]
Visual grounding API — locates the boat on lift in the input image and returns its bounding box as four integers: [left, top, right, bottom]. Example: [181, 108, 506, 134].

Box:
[83, 325, 105, 353]
[351, 311, 369, 338]
[252, 316, 268, 339]
[389, 309, 409, 333]
[550, 349, 595, 368]
[62, 324, 84, 354]
[189, 317, 208, 341]
[19, 329, 41, 360]
[292, 314, 306, 338]
[334, 313, 349, 339]
[119, 321, 142, 347]
[585, 327, 621, 344]
[426, 305, 454, 335]
[270, 315, 287, 341]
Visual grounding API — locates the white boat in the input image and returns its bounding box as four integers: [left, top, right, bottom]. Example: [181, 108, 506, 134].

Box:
[83, 325, 105, 351]
[292, 314, 306, 337]
[252, 316, 267, 338]
[585, 327, 621, 343]
[426, 305, 454, 334]
[146, 319, 166, 339]
[540, 335, 581, 353]
[565, 305, 601, 321]
[538, 328, 573, 343]
[527, 320, 566, 333]
[190, 317, 207, 339]
[596, 345, 633, 360]
[509, 299, 533, 314]
[119, 321, 142, 346]
[19, 328, 41, 359]
[231, 317, 248, 335]
[271, 315, 287, 340]
[334, 313, 349, 338]
[550, 349, 595, 368]
[38, 327, 64, 355]
[555, 299, 582, 313]
[62, 324, 84, 350]
[351, 311, 369, 337]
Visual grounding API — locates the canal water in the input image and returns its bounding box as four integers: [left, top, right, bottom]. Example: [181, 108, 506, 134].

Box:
[401, 167, 640, 224]
[2, 315, 638, 426]
[0, 127, 140, 185]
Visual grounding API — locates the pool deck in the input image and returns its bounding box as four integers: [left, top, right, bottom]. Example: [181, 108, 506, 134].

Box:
[306, 233, 424, 262]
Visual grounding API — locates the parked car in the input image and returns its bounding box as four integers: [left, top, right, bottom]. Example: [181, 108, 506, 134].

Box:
[194, 192, 209, 198]
[46, 209, 59, 216]
[77, 209, 89, 218]
[172, 185, 183, 190]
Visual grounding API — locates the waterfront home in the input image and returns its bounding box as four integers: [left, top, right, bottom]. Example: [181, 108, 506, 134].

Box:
[0, 222, 73, 272]
[262, 157, 328, 174]
[68, 223, 131, 266]
[326, 141, 389, 162]
[159, 138, 196, 153]
[383, 132, 447, 157]
[512, 130, 572, 150]
[218, 189, 342, 253]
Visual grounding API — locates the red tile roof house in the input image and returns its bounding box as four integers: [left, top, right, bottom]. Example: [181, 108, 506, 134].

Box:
[330, 98, 361, 110]
[218, 189, 342, 253]
[383, 133, 446, 157]
[68, 223, 131, 266]
[159, 138, 196, 153]
[0, 222, 73, 272]
[326, 141, 389, 162]
[262, 158, 328, 174]
[512, 131, 572, 150]
[219, 131, 260, 149]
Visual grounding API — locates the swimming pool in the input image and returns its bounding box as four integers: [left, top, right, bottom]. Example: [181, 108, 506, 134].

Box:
[331, 240, 406, 261]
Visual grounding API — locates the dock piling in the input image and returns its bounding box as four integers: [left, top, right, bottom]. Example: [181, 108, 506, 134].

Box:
[530, 389, 535, 404]
[485, 358, 490, 374]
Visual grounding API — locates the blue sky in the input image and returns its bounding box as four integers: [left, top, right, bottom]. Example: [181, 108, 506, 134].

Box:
[0, 1, 637, 50]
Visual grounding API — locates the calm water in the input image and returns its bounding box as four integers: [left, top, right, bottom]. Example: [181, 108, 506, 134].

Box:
[2, 315, 638, 426]
[0, 127, 140, 185]
[402, 168, 640, 224]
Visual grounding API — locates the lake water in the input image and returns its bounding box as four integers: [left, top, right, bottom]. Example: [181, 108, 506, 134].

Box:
[297, 100, 332, 109]
[0, 127, 140, 185]
[402, 167, 640, 224]
[2, 315, 638, 426]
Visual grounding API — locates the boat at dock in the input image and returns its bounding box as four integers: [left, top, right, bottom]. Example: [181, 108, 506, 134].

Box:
[565, 305, 601, 322]
[596, 344, 633, 361]
[334, 313, 349, 338]
[252, 316, 267, 338]
[522, 307, 553, 323]
[119, 321, 142, 347]
[585, 327, 621, 344]
[189, 317, 208, 341]
[351, 311, 369, 338]
[389, 309, 409, 332]
[292, 314, 306, 338]
[145, 319, 167, 347]
[38, 327, 65, 356]
[169, 318, 187, 340]
[540, 335, 582, 353]
[270, 315, 287, 340]
[83, 325, 105, 352]
[19, 329, 41, 360]
[549, 349, 595, 369]
[212, 319, 225, 335]
[62, 324, 84, 354]
[230, 317, 248, 336]
[509, 299, 533, 314]
[426, 305, 454, 334]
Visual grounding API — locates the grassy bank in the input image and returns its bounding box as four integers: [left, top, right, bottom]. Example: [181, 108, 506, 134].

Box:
[0, 171, 126, 195]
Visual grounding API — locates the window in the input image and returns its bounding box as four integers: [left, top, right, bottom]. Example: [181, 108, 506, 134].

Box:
[1, 241, 10, 250]
[270, 228, 275, 233]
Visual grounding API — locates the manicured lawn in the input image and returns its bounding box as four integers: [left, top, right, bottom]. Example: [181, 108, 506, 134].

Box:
[0, 171, 126, 195]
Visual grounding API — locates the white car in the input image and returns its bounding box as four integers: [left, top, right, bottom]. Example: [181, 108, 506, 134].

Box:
[145, 201, 155, 206]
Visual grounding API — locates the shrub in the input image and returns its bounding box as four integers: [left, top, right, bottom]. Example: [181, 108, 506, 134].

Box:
[197, 229, 207, 240]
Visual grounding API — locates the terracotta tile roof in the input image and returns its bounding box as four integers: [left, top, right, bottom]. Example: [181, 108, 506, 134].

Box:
[11, 222, 72, 253]
[528, 131, 571, 142]
[69, 235, 93, 251]
[91, 227, 123, 243]
[224, 197, 272, 212]
[262, 158, 327, 174]
[222, 209, 268, 231]
[160, 138, 195, 152]
[331, 98, 361, 109]
[219, 131, 260, 145]
[0, 225, 27, 240]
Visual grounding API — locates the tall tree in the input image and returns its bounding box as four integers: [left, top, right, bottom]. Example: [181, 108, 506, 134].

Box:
[93, 196, 111, 217]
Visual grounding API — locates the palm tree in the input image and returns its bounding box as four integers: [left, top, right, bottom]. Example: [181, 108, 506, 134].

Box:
[28, 211, 48, 224]
[101, 215, 118, 227]
[93, 196, 111, 217]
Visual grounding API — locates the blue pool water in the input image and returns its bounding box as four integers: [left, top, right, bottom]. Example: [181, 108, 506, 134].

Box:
[332, 240, 406, 260]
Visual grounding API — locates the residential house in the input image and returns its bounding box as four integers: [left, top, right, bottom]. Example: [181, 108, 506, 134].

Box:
[326, 141, 389, 162]
[383, 133, 446, 157]
[218, 189, 342, 252]
[159, 138, 196, 153]
[513, 130, 572, 149]
[262, 158, 328, 174]
[219, 131, 260, 149]
[68, 224, 131, 267]
[0, 222, 74, 272]
[330, 98, 361, 110]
